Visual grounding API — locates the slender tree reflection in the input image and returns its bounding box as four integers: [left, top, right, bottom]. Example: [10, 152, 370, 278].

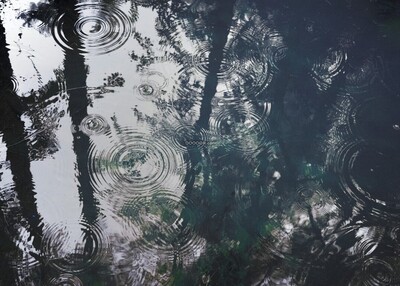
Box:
[146, 1, 282, 284]
[0, 12, 47, 284]
[0, 13, 43, 255]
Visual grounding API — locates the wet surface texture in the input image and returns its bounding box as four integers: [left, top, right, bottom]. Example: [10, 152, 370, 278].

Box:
[1, 0, 400, 285]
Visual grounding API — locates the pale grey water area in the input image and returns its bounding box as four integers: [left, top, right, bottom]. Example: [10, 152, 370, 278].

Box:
[0, 0, 400, 285]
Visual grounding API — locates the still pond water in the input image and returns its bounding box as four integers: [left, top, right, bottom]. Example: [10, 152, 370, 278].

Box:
[1, 0, 400, 285]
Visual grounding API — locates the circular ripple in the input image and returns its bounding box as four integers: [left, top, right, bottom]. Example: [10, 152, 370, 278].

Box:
[79, 114, 110, 136]
[10, 75, 19, 93]
[389, 227, 400, 246]
[10, 227, 41, 271]
[49, 274, 83, 286]
[222, 39, 272, 104]
[248, 18, 287, 72]
[132, 0, 161, 7]
[208, 101, 271, 153]
[350, 97, 400, 146]
[311, 48, 347, 91]
[266, 39, 288, 72]
[120, 191, 205, 264]
[42, 220, 109, 273]
[51, 2, 133, 55]
[345, 56, 382, 94]
[349, 226, 384, 258]
[326, 140, 400, 220]
[168, 123, 209, 151]
[222, 31, 273, 103]
[178, 33, 272, 107]
[138, 83, 155, 96]
[351, 258, 394, 286]
[190, 44, 239, 81]
[258, 216, 312, 266]
[136, 71, 168, 100]
[88, 127, 187, 198]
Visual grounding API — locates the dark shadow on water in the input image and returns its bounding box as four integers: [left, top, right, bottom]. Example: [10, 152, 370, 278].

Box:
[194, 0, 234, 130]
[59, 0, 101, 225]
[55, 1, 109, 284]
[0, 16, 43, 280]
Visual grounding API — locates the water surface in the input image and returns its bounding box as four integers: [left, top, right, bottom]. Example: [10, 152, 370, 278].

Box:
[0, 0, 400, 285]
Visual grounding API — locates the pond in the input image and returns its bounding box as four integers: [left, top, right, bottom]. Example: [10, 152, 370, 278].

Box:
[0, 0, 400, 285]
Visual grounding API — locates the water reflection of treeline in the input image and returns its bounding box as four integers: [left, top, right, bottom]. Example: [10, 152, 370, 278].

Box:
[1, 0, 400, 285]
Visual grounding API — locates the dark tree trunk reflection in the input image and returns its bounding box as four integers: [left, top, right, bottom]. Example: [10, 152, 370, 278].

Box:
[60, 1, 100, 225]
[0, 14, 46, 284]
[195, 2, 235, 130]
[0, 16, 43, 253]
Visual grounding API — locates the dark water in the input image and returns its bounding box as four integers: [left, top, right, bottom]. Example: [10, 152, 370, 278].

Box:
[0, 0, 400, 285]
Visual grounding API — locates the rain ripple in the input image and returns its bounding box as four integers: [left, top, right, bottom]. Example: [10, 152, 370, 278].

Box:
[167, 122, 209, 151]
[88, 127, 187, 198]
[131, 0, 160, 7]
[136, 70, 169, 100]
[10, 75, 19, 93]
[349, 96, 400, 146]
[326, 140, 400, 220]
[351, 258, 394, 286]
[254, 19, 288, 72]
[311, 48, 347, 91]
[79, 114, 110, 136]
[41, 220, 109, 273]
[190, 44, 239, 81]
[179, 36, 272, 106]
[120, 191, 205, 265]
[51, 2, 133, 55]
[208, 101, 271, 153]
[345, 55, 383, 94]
[49, 274, 83, 286]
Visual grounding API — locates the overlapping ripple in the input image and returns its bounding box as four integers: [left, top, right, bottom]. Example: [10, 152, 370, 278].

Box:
[166, 122, 209, 151]
[219, 33, 272, 103]
[49, 274, 83, 286]
[258, 215, 310, 265]
[88, 127, 187, 198]
[351, 258, 394, 286]
[311, 48, 347, 91]
[190, 44, 239, 80]
[347, 226, 384, 259]
[51, 2, 133, 55]
[136, 70, 169, 100]
[41, 220, 109, 273]
[326, 140, 400, 220]
[349, 96, 400, 146]
[120, 191, 205, 264]
[0, 184, 42, 271]
[177, 32, 272, 106]
[11, 227, 42, 272]
[79, 114, 110, 136]
[208, 101, 271, 153]
[131, 0, 160, 7]
[249, 18, 287, 72]
[345, 55, 382, 94]
[257, 182, 346, 266]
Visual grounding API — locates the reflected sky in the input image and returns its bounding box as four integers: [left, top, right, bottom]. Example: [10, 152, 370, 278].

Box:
[1, 0, 400, 285]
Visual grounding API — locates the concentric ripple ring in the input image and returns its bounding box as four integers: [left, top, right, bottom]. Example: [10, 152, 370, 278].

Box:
[49, 274, 83, 286]
[88, 128, 187, 198]
[79, 114, 110, 136]
[41, 220, 109, 273]
[326, 140, 400, 220]
[51, 2, 133, 55]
